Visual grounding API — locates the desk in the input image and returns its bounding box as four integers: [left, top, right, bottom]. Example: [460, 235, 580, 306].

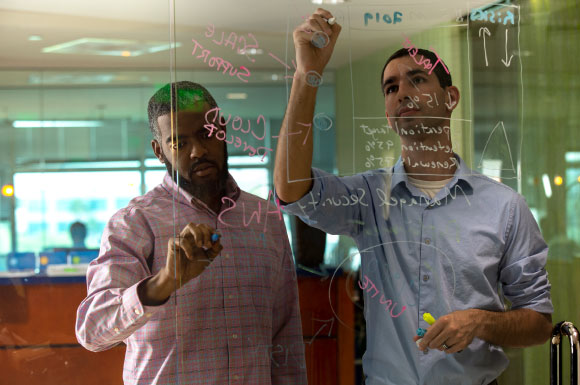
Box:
[0, 277, 125, 385]
[0, 272, 354, 384]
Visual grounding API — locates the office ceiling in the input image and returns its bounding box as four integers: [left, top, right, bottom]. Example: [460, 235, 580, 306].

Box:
[0, 0, 494, 74]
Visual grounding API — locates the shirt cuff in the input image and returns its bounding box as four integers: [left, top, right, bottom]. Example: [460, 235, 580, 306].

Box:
[121, 277, 160, 324]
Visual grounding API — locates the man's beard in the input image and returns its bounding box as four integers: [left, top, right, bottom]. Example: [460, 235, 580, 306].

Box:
[161, 146, 229, 201]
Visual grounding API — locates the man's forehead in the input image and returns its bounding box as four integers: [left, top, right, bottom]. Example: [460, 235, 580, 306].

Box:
[383, 56, 431, 81]
[157, 104, 212, 136]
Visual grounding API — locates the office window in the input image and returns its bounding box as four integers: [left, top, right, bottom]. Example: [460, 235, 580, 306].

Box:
[13, 171, 141, 252]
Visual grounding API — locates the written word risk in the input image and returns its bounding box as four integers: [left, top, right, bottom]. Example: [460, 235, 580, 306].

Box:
[401, 36, 449, 76]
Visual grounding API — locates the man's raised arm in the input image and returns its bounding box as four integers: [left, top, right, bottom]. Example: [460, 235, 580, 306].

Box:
[274, 8, 341, 203]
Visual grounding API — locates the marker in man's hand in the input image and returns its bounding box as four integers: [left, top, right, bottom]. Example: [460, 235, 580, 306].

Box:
[416, 312, 437, 348]
[201, 233, 221, 253]
[323, 17, 336, 25]
[311, 16, 336, 48]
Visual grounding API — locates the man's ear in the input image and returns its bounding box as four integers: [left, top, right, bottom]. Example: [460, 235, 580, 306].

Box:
[445, 86, 460, 112]
[151, 139, 165, 164]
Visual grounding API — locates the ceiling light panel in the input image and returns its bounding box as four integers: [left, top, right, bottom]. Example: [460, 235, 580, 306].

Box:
[42, 38, 181, 57]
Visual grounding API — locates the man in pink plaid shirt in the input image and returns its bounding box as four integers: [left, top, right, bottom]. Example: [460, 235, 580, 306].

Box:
[76, 81, 307, 384]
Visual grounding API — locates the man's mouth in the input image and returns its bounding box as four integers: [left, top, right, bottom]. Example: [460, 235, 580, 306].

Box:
[398, 106, 420, 117]
[191, 163, 216, 177]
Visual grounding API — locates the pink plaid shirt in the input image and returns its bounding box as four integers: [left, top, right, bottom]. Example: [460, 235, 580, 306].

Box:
[76, 173, 306, 384]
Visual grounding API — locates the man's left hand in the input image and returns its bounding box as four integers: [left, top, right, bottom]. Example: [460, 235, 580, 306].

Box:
[414, 309, 480, 354]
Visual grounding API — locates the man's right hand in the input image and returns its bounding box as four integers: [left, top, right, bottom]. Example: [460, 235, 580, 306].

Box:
[138, 223, 223, 306]
[274, 9, 341, 204]
[293, 8, 341, 79]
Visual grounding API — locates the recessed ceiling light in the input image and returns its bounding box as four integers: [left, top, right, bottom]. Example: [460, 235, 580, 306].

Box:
[311, 0, 345, 4]
[28, 35, 43, 41]
[226, 93, 248, 100]
[271, 74, 279, 81]
[238, 48, 263, 55]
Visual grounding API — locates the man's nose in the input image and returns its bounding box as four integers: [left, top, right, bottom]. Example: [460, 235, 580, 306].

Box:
[397, 80, 413, 103]
[189, 139, 208, 159]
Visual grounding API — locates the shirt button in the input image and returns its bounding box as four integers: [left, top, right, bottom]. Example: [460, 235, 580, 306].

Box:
[225, 254, 230, 259]
[134, 308, 141, 315]
[232, 334, 238, 339]
[422, 275, 430, 282]
[114, 327, 120, 334]
[228, 295, 234, 299]
[233, 375, 240, 380]
[425, 238, 431, 245]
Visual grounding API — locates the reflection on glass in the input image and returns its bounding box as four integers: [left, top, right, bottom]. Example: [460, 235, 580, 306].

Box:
[14, 171, 141, 251]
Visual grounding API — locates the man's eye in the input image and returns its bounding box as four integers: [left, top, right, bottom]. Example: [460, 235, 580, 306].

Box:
[412, 77, 426, 84]
[171, 142, 184, 150]
[385, 86, 397, 95]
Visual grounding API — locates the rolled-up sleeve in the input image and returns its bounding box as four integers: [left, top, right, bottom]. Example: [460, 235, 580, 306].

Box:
[499, 194, 553, 314]
[281, 168, 373, 238]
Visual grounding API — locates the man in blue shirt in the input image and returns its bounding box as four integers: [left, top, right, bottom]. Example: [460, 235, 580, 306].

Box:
[274, 8, 553, 385]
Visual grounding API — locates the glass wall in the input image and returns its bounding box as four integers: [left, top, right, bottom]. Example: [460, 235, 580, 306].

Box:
[0, 0, 578, 384]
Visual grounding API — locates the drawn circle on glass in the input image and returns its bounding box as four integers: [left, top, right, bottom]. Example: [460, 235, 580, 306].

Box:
[313, 113, 333, 131]
[305, 71, 323, 87]
[311, 31, 330, 49]
[327, 240, 456, 333]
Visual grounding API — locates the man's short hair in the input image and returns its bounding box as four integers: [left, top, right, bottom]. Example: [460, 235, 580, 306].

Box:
[380, 48, 452, 94]
[147, 81, 219, 141]
[70, 221, 87, 239]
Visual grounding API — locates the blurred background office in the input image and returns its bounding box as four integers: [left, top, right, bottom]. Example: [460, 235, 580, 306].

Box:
[0, 0, 578, 384]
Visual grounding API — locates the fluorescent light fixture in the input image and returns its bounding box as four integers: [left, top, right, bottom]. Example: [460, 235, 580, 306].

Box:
[42, 38, 181, 57]
[145, 158, 164, 168]
[229, 156, 269, 166]
[16, 161, 141, 171]
[565, 152, 580, 162]
[28, 73, 115, 85]
[226, 93, 248, 100]
[542, 173, 552, 198]
[238, 48, 263, 55]
[28, 35, 43, 41]
[311, 0, 345, 4]
[13, 120, 104, 128]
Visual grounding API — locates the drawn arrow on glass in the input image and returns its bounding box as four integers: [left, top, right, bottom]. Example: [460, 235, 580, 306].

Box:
[501, 29, 514, 67]
[306, 318, 336, 344]
[478, 27, 490, 67]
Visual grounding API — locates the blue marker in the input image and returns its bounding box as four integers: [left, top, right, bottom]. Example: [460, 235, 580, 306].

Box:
[202, 233, 220, 252]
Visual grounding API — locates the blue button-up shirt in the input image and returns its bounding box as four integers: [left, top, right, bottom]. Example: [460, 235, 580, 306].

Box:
[282, 156, 552, 385]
